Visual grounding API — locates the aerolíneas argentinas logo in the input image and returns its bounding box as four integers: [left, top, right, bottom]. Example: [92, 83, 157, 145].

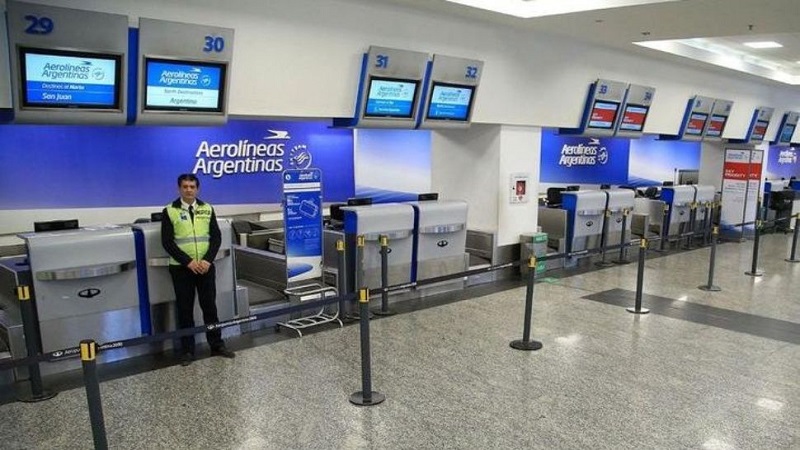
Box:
[559, 138, 609, 167]
[41, 60, 97, 81]
[778, 148, 797, 165]
[193, 129, 314, 178]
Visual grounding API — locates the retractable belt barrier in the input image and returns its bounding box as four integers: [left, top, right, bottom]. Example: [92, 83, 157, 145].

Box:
[0, 292, 357, 373]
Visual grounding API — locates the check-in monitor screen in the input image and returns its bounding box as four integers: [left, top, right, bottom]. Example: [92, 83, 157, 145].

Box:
[779, 123, 796, 143]
[144, 59, 226, 113]
[751, 119, 769, 141]
[20, 47, 122, 109]
[685, 112, 708, 136]
[705, 115, 727, 137]
[364, 77, 418, 118]
[618, 104, 649, 132]
[426, 82, 475, 121]
[587, 101, 619, 130]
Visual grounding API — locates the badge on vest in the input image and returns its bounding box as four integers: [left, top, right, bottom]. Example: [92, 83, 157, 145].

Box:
[180, 213, 188, 221]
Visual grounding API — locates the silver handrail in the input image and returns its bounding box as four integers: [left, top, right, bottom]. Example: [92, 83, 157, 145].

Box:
[419, 223, 465, 234]
[148, 248, 232, 267]
[36, 261, 136, 281]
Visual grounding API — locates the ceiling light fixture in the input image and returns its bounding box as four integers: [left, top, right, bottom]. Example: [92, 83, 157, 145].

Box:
[442, 0, 683, 19]
[743, 41, 783, 49]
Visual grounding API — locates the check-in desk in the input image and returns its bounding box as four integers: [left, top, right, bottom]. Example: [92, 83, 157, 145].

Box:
[408, 200, 468, 285]
[132, 220, 240, 343]
[562, 190, 607, 266]
[661, 186, 695, 242]
[604, 189, 635, 247]
[342, 204, 415, 292]
[21, 227, 142, 375]
[693, 185, 716, 238]
[0, 255, 32, 379]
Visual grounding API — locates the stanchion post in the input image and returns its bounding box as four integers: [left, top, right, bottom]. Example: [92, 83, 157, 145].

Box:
[346, 235, 367, 320]
[698, 226, 721, 292]
[373, 235, 395, 316]
[745, 220, 764, 277]
[683, 202, 697, 249]
[614, 209, 630, 264]
[510, 257, 543, 351]
[786, 214, 800, 263]
[350, 288, 385, 406]
[702, 202, 712, 246]
[627, 239, 650, 314]
[596, 210, 614, 267]
[80, 340, 109, 450]
[15, 285, 57, 403]
[336, 239, 347, 317]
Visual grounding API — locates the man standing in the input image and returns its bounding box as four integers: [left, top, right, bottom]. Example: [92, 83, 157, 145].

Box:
[162, 173, 235, 366]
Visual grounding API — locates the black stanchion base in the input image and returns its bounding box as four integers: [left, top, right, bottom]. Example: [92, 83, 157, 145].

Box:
[16, 390, 58, 403]
[594, 261, 615, 268]
[613, 259, 631, 265]
[698, 285, 721, 292]
[785, 259, 800, 263]
[744, 271, 764, 277]
[372, 309, 396, 317]
[626, 307, 650, 314]
[349, 391, 386, 406]
[509, 339, 543, 351]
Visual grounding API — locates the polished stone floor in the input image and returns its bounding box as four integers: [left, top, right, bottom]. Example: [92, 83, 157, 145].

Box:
[1, 233, 799, 449]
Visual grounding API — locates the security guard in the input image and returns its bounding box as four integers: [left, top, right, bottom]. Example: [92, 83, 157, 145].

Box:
[161, 173, 235, 366]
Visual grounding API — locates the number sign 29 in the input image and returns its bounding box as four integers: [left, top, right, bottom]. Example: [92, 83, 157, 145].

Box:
[24, 15, 54, 35]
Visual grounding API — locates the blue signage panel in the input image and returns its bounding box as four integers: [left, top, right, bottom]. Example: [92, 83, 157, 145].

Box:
[283, 169, 323, 282]
[540, 129, 629, 184]
[766, 145, 799, 179]
[22, 50, 119, 107]
[144, 59, 224, 111]
[0, 120, 354, 209]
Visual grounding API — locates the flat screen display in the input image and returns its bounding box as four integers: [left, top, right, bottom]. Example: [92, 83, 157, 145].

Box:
[705, 114, 727, 137]
[779, 123, 796, 143]
[426, 82, 475, 121]
[587, 101, 619, 130]
[144, 58, 226, 113]
[684, 112, 708, 136]
[751, 119, 769, 141]
[19, 47, 122, 109]
[618, 104, 649, 132]
[364, 76, 418, 118]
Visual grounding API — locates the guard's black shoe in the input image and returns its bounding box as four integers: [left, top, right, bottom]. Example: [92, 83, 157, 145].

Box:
[180, 353, 194, 367]
[210, 347, 236, 359]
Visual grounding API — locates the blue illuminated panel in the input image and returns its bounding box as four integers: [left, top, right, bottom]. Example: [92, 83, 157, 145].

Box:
[364, 77, 418, 118]
[426, 82, 474, 121]
[779, 123, 796, 143]
[21, 48, 121, 109]
[144, 59, 225, 112]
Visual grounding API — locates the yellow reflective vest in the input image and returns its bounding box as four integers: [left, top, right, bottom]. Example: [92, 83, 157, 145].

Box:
[164, 201, 214, 265]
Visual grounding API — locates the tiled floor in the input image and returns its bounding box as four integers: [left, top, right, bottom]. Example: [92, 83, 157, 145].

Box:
[0, 233, 798, 449]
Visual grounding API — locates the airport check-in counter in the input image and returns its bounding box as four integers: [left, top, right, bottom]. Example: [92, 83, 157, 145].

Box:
[0, 255, 32, 379]
[537, 207, 567, 270]
[20, 227, 142, 375]
[342, 204, 415, 292]
[562, 190, 607, 265]
[632, 197, 663, 238]
[693, 185, 717, 234]
[408, 200, 468, 282]
[604, 189, 635, 247]
[661, 186, 695, 240]
[132, 220, 240, 341]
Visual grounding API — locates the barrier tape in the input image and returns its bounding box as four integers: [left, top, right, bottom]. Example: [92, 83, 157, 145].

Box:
[0, 292, 356, 372]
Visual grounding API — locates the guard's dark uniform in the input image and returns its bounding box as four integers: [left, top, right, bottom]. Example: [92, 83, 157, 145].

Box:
[161, 198, 223, 355]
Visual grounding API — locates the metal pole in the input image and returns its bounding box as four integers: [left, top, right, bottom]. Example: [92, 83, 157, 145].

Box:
[627, 239, 650, 314]
[745, 220, 764, 277]
[683, 202, 697, 249]
[15, 285, 56, 403]
[80, 340, 109, 450]
[786, 214, 800, 263]
[347, 235, 367, 320]
[698, 227, 721, 291]
[349, 288, 385, 406]
[374, 235, 395, 316]
[336, 239, 347, 318]
[596, 210, 614, 267]
[614, 209, 630, 264]
[702, 202, 712, 246]
[510, 257, 543, 351]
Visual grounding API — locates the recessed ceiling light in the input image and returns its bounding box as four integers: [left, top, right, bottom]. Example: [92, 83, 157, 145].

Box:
[442, 0, 683, 19]
[743, 41, 783, 49]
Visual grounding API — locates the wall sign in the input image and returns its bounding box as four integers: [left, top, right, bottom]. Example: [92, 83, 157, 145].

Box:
[283, 169, 323, 283]
[540, 130, 629, 184]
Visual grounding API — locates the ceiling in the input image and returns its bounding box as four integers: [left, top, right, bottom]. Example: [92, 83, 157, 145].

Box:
[366, 0, 800, 86]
